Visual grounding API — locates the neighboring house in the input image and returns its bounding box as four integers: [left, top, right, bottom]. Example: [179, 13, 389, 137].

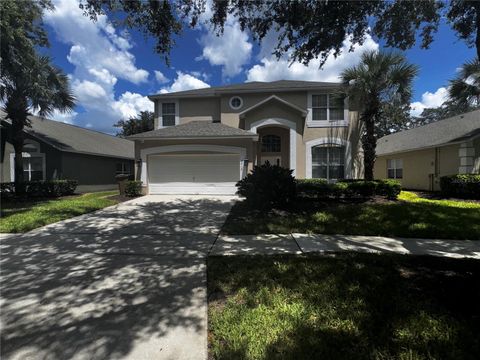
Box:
[129, 80, 363, 195]
[1, 111, 134, 192]
[374, 110, 480, 191]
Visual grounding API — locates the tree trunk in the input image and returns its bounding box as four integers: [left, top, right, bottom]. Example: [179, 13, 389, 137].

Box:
[6, 95, 29, 196]
[361, 104, 379, 181]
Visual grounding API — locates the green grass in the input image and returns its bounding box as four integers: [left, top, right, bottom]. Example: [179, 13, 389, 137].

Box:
[222, 191, 480, 239]
[208, 253, 480, 360]
[0, 191, 120, 233]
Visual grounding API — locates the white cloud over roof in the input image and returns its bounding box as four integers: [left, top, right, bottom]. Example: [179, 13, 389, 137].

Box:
[246, 34, 379, 82]
[160, 71, 210, 93]
[410, 87, 449, 117]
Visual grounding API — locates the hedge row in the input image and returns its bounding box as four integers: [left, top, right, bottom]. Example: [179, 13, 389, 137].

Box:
[296, 178, 401, 200]
[0, 180, 78, 198]
[440, 174, 480, 199]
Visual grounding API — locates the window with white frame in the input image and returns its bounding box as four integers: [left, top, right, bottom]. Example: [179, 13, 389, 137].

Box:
[312, 145, 345, 180]
[310, 93, 346, 122]
[161, 102, 176, 127]
[387, 159, 403, 179]
[22, 156, 44, 181]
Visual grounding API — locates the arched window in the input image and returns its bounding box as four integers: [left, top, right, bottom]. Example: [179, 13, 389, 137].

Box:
[23, 141, 40, 153]
[261, 135, 281, 153]
[312, 144, 345, 180]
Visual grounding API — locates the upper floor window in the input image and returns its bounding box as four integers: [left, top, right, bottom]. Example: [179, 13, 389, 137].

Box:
[229, 96, 243, 110]
[311, 94, 345, 121]
[162, 102, 176, 127]
[261, 135, 281, 152]
[387, 159, 403, 179]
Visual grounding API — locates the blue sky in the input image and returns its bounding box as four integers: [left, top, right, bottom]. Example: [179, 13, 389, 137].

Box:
[42, 0, 475, 134]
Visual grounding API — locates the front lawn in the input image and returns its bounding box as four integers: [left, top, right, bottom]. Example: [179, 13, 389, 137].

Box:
[222, 191, 480, 240]
[0, 191, 120, 233]
[208, 254, 480, 359]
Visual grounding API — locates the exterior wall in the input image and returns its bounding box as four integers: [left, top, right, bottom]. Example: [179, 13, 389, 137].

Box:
[179, 98, 221, 123]
[374, 144, 461, 191]
[150, 89, 363, 180]
[61, 152, 134, 185]
[473, 137, 480, 173]
[220, 91, 307, 129]
[1, 133, 63, 182]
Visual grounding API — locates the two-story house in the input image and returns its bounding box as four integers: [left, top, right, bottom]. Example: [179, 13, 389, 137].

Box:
[129, 80, 363, 194]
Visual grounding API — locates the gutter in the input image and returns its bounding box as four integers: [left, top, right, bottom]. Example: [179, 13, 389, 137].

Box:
[127, 135, 259, 141]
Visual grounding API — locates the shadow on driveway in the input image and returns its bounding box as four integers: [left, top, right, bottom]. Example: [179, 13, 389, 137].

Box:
[1, 196, 235, 360]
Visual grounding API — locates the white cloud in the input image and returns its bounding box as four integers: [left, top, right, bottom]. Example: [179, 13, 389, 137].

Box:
[197, 18, 252, 78]
[112, 92, 154, 119]
[43, 0, 152, 131]
[154, 70, 169, 84]
[160, 71, 210, 93]
[410, 87, 449, 117]
[246, 34, 379, 82]
[49, 110, 79, 124]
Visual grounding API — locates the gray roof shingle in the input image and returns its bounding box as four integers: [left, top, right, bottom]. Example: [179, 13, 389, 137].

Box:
[150, 80, 341, 99]
[376, 110, 480, 155]
[1, 111, 134, 159]
[128, 121, 258, 139]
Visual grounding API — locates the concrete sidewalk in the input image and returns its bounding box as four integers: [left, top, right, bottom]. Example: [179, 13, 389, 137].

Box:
[210, 233, 480, 259]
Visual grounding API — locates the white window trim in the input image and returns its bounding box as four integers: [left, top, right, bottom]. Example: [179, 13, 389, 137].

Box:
[387, 159, 403, 179]
[157, 99, 179, 128]
[305, 137, 352, 179]
[249, 118, 297, 177]
[306, 92, 349, 128]
[229, 96, 243, 110]
[10, 152, 46, 181]
[139, 145, 247, 185]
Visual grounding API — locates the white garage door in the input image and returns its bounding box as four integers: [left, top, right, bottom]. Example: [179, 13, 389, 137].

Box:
[148, 153, 240, 194]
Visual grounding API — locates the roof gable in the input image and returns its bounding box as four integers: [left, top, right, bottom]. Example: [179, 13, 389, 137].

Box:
[239, 95, 307, 119]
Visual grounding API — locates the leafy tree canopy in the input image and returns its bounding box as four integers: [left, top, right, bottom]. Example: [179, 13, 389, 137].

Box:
[80, 0, 446, 65]
[114, 111, 154, 137]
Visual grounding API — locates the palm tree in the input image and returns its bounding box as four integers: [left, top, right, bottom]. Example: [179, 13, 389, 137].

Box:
[1, 55, 75, 194]
[448, 57, 480, 107]
[341, 51, 419, 180]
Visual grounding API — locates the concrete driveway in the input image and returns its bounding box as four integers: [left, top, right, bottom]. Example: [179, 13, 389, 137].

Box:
[0, 195, 236, 360]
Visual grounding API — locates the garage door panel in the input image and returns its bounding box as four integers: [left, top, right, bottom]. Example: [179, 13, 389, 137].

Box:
[148, 153, 240, 194]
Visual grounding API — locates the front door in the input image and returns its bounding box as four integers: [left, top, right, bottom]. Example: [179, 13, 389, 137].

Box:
[260, 155, 282, 166]
[260, 134, 282, 167]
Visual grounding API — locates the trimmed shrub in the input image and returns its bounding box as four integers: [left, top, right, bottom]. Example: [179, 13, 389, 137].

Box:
[0, 180, 78, 198]
[236, 162, 296, 210]
[440, 174, 480, 199]
[295, 178, 401, 200]
[376, 179, 402, 200]
[124, 180, 142, 197]
[296, 178, 330, 197]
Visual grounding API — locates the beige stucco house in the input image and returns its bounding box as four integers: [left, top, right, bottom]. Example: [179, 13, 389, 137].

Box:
[129, 80, 363, 194]
[374, 110, 480, 191]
